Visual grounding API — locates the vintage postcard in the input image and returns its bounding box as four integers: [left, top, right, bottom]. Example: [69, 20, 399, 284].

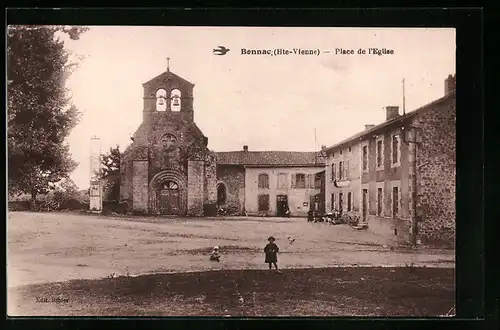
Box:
[7, 25, 456, 317]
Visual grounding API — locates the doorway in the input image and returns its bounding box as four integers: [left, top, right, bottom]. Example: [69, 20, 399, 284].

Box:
[362, 189, 368, 222]
[276, 195, 289, 217]
[158, 180, 180, 215]
[217, 183, 227, 205]
[338, 192, 344, 215]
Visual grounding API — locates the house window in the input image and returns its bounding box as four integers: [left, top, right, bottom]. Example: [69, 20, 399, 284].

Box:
[345, 160, 350, 179]
[340, 149, 343, 155]
[314, 172, 322, 189]
[170, 89, 181, 111]
[339, 161, 343, 179]
[377, 188, 383, 216]
[349, 146, 352, 152]
[347, 192, 352, 211]
[258, 173, 269, 189]
[392, 186, 399, 217]
[293, 173, 306, 189]
[392, 134, 400, 165]
[277, 173, 287, 189]
[376, 140, 383, 167]
[331, 193, 335, 210]
[331, 163, 336, 181]
[362, 145, 368, 171]
[258, 194, 270, 212]
[156, 89, 167, 111]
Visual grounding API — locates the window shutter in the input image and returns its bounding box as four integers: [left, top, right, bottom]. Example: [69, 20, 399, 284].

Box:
[307, 174, 313, 188]
[291, 174, 296, 188]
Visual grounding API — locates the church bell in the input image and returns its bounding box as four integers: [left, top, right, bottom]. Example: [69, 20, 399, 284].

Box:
[172, 97, 180, 106]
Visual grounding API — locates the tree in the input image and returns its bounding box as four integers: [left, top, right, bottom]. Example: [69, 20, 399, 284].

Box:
[100, 145, 121, 202]
[7, 25, 88, 209]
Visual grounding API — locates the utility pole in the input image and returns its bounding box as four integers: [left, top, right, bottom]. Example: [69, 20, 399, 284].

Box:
[402, 78, 406, 115]
[89, 136, 102, 213]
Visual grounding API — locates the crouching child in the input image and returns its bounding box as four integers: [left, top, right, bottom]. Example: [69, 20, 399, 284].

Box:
[210, 246, 221, 262]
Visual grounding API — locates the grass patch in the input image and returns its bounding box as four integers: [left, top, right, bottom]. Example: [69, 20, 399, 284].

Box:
[8, 267, 454, 317]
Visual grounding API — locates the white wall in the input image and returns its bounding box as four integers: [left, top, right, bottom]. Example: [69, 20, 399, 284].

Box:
[325, 143, 362, 213]
[244, 166, 324, 216]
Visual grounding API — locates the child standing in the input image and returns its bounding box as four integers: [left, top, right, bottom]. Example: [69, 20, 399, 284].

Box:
[264, 236, 281, 273]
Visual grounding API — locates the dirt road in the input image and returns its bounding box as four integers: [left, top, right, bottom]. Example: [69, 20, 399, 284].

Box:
[7, 212, 455, 288]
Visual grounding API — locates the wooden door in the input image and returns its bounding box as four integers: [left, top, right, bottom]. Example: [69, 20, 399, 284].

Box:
[159, 181, 180, 215]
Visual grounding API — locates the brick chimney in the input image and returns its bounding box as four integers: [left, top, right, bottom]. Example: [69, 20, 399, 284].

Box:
[365, 124, 375, 130]
[386, 106, 400, 121]
[243, 145, 248, 152]
[445, 74, 456, 95]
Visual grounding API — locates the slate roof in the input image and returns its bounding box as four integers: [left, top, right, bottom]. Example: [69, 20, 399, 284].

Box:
[215, 151, 325, 167]
[323, 90, 456, 153]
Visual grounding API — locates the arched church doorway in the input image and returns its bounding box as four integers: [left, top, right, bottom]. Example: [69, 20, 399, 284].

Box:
[217, 183, 227, 205]
[158, 180, 180, 215]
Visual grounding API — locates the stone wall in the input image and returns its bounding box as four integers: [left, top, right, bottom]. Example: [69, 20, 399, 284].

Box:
[413, 96, 456, 247]
[187, 160, 204, 216]
[216, 164, 246, 215]
[132, 160, 149, 213]
[204, 152, 217, 205]
[364, 214, 409, 244]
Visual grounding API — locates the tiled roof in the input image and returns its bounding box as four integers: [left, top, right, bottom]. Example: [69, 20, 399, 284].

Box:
[215, 151, 325, 166]
[324, 90, 456, 153]
[142, 70, 195, 87]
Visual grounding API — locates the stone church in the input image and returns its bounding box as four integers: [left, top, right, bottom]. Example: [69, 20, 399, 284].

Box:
[120, 67, 325, 216]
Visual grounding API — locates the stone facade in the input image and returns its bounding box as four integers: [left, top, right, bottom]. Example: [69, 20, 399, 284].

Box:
[323, 75, 456, 247]
[187, 160, 204, 216]
[120, 69, 215, 216]
[413, 96, 456, 247]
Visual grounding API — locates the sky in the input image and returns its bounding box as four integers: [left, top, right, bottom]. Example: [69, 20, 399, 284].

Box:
[61, 26, 455, 189]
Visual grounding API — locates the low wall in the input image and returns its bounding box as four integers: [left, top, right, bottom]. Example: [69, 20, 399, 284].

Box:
[366, 215, 410, 244]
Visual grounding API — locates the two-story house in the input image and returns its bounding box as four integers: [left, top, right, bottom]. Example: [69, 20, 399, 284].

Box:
[323, 74, 456, 247]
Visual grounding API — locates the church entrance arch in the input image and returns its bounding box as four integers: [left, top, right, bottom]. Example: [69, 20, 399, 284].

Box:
[149, 170, 187, 216]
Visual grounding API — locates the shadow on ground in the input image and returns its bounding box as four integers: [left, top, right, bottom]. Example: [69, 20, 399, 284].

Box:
[8, 267, 455, 317]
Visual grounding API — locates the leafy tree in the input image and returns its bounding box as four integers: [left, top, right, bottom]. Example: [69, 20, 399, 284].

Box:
[100, 145, 121, 202]
[7, 25, 88, 209]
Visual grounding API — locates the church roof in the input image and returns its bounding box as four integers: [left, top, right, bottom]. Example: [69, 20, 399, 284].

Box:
[215, 151, 325, 167]
[142, 70, 195, 87]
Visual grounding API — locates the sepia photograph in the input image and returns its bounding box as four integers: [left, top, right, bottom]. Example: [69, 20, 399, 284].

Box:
[7, 25, 456, 317]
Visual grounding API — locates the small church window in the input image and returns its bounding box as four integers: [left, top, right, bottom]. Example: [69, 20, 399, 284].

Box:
[162, 180, 179, 190]
[156, 89, 167, 111]
[160, 133, 177, 150]
[171, 89, 181, 111]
